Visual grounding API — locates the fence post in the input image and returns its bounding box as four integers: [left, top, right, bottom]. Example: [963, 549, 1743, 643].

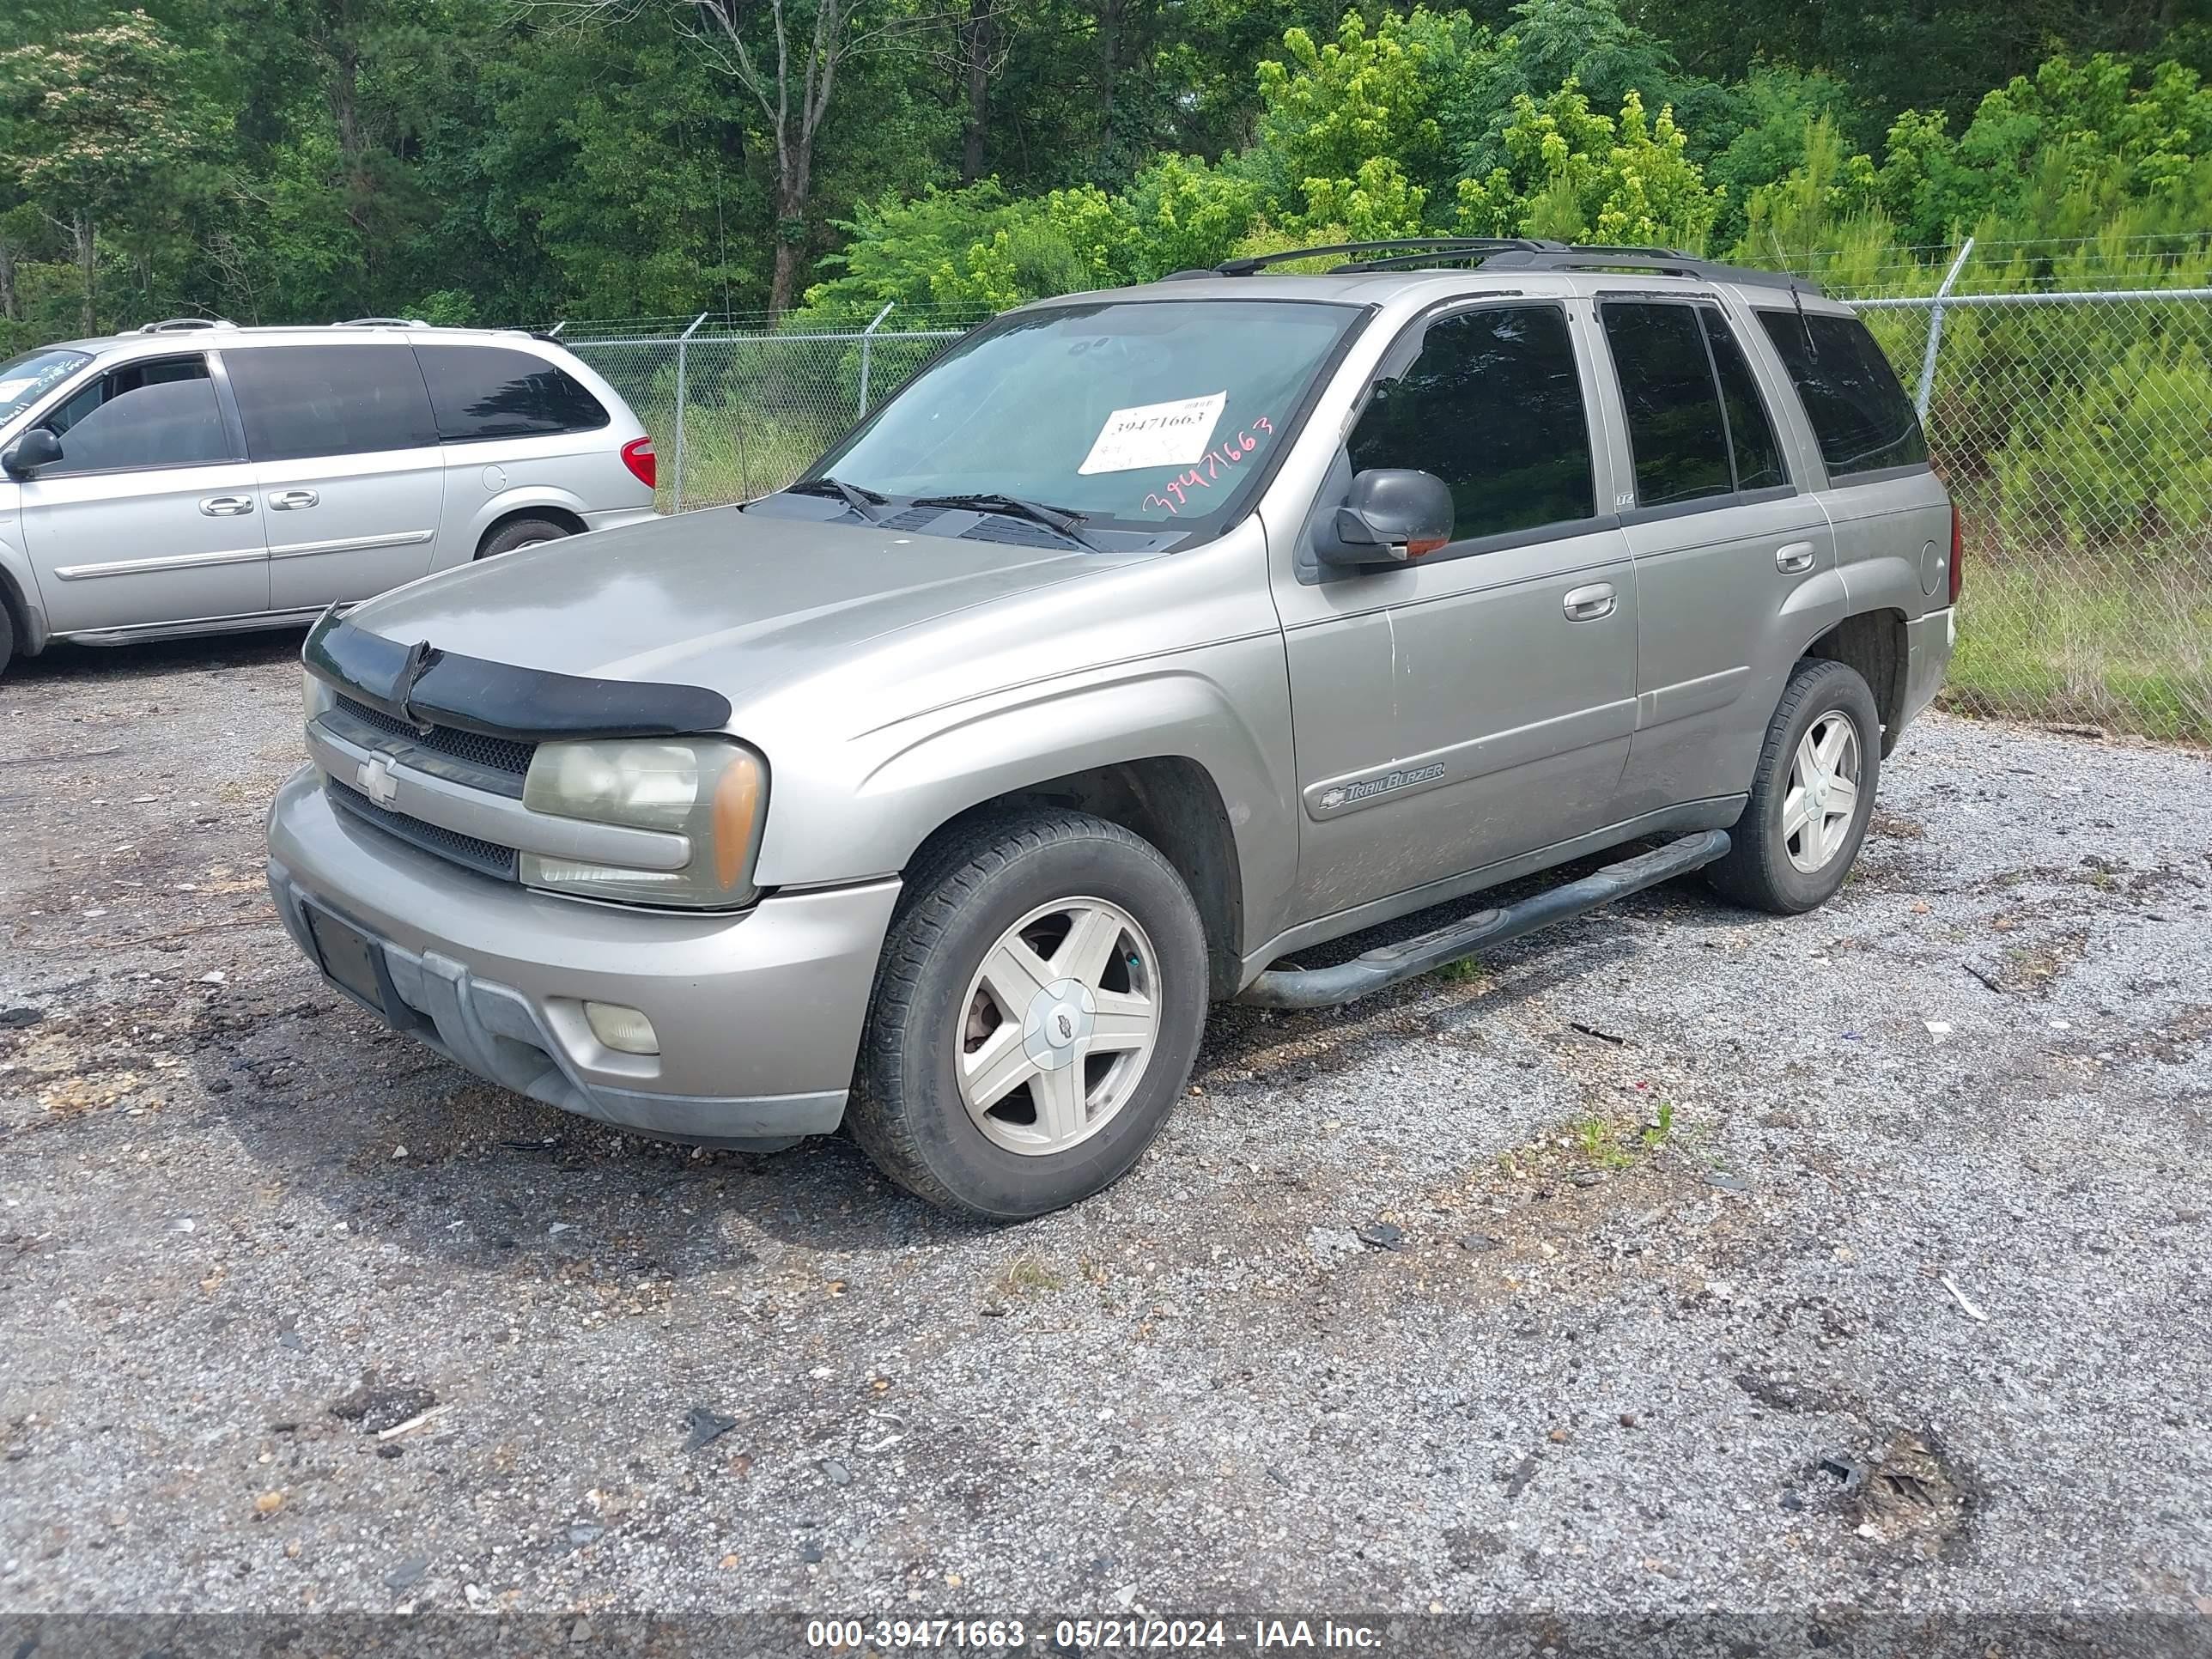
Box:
[1914, 237, 1974, 423]
[673, 311, 708, 514]
[856, 301, 895, 421]
[545, 320, 565, 337]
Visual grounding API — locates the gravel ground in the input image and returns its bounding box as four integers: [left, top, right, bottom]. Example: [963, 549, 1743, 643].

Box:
[2, 630, 2209, 1622]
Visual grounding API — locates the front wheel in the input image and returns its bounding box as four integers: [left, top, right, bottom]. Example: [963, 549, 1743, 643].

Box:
[848, 811, 1209, 1219]
[1706, 658, 1881, 915]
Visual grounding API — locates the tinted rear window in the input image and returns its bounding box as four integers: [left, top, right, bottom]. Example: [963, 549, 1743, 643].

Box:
[1600, 302, 1733, 508]
[1757, 312, 1929, 477]
[1704, 314, 1787, 492]
[416, 346, 608, 441]
[227, 344, 437, 462]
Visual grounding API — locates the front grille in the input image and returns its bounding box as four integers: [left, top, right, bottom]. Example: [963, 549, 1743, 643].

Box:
[337, 696, 538, 780]
[328, 778, 520, 881]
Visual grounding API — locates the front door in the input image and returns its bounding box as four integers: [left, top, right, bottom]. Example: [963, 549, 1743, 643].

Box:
[1273, 301, 1639, 922]
[18, 353, 268, 635]
[222, 342, 446, 611]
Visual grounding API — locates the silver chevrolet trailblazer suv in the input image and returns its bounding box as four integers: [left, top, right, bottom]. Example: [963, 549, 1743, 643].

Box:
[0, 319, 656, 676]
[267, 240, 1957, 1218]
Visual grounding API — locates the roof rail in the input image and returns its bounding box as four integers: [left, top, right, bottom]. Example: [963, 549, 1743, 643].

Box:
[1185, 238, 1821, 295]
[1208, 238, 1562, 278]
[137, 316, 234, 333]
[336, 316, 430, 328]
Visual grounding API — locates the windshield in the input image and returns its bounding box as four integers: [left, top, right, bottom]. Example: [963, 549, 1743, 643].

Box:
[808, 300, 1361, 532]
[0, 349, 93, 426]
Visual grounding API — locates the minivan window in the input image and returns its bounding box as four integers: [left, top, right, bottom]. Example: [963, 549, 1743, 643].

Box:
[1348, 304, 1595, 539]
[1757, 311, 1929, 477]
[1601, 302, 1734, 507]
[40, 359, 235, 474]
[226, 343, 437, 462]
[416, 345, 608, 441]
[1704, 314, 1787, 491]
[807, 299, 1361, 532]
[0, 348, 91, 425]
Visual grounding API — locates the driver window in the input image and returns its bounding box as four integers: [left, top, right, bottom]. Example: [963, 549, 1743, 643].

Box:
[40, 356, 234, 474]
[1346, 305, 1596, 544]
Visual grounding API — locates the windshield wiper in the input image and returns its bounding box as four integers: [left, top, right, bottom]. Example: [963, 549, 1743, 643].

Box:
[909, 492, 1104, 552]
[782, 476, 889, 521]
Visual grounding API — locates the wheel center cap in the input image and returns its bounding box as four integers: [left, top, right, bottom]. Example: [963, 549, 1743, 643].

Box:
[1022, 979, 1097, 1072]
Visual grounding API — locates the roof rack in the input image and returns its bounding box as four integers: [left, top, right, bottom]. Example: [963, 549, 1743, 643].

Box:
[137, 316, 234, 333]
[1182, 238, 1822, 295]
[336, 316, 430, 328]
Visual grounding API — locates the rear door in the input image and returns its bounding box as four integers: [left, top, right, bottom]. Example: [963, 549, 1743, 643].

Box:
[226, 342, 446, 611]
[1597, 297, 1839, 815]
[16, 353, 268, 633]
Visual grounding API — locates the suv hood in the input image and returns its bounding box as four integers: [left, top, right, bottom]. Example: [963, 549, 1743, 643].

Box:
[348, 507, 1112, 706]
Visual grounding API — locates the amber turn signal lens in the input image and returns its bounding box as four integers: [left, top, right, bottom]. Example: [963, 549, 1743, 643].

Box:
[713, 757, 762, 890]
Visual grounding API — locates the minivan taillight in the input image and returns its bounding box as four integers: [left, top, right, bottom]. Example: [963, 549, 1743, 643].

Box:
[621, 436, 657, 490]
[1948, 501, 1964, 605]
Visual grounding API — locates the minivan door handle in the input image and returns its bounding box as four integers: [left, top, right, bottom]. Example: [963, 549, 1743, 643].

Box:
[1563, 582, 1616, 622]
[1776, 540, 1816, 574]
[268, 489, 319, 511]
[199, 495, 255, 517]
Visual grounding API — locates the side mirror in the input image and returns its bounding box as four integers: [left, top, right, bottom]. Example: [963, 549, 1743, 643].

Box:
[2, 428, 64, 477]
[1317, 468, 1454, 569]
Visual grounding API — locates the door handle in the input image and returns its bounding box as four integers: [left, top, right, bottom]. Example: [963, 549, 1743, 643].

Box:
[1776, 540, 1816, 574]
[199, 495, 255, 517]
[268, 489, 319, 510]
[1563, 582, 1616, 622]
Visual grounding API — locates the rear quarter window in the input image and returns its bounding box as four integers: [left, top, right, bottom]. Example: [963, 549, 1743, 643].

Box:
[415, 346, 608, 441]
[1757, 311, 1929, 479]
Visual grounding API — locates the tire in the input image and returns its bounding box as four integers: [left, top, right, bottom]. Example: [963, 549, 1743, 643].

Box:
[849, 810, 1209, 1220]
[1705, 658, 1881, 915]
[476, 516, 573, 560]
[0, 602, 13, 680]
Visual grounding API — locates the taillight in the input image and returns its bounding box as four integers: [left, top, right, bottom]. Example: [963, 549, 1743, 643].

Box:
[621, 436, 657, 489]
[1948, 501, 1963, 605]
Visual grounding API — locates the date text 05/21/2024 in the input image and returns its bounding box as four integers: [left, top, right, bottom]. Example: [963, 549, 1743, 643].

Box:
[805, 1618, 1385, 1650]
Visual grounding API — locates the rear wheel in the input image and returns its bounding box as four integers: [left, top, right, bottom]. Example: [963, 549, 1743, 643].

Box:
[849, 811, 1208, 1219]
[476, 516, 573, 560]
[1706, 658, 1880, 915]
[0, 601, 13, 679]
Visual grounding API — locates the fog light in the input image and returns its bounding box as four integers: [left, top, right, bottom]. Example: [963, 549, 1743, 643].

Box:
[584, 1001, 659, 1055]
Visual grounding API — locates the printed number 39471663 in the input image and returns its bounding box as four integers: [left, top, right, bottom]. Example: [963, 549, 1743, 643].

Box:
[1141, 416, 1273, 516]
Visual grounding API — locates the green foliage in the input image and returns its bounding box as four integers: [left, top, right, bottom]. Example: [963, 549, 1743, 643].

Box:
[1455, 83, 1721, 246]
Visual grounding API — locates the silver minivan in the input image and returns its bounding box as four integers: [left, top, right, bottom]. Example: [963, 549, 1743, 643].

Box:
[0, 319, 658, 677]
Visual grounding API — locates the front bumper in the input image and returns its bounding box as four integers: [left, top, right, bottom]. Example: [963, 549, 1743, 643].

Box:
[1900, 605, 1955, 732]
[265, 763, 899, 1145]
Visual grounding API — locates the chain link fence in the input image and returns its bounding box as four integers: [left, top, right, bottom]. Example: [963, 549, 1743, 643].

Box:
[558, 276, 2212, 745]
[562, 312, 973, 512]
[1857, 284, 2212, 744]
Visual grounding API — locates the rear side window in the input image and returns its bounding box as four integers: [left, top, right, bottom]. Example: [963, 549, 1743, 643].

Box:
[1347, 304, 1595, 541]
[226, 344, 437, 462]
[1600, 303, 1734, 507]
[1757, 311, 1929, 477]
[42, 358, 236, 474]
[1705, 316, 1787, 491]
[416, 346, 608, 441]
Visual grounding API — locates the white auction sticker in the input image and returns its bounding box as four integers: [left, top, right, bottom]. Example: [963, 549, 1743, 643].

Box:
[1078, 392, 1229, 475]
[0, 379, 34, 402]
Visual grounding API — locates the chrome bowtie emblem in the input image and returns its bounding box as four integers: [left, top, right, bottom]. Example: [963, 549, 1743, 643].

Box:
[357, 752, 399, 809]
[1053, 1009, 1076, 1042]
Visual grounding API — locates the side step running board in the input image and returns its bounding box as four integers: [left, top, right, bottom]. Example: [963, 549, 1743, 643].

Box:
[1234, 830, 1732, 1012]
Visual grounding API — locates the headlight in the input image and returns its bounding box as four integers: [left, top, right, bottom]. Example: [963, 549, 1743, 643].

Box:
[302, 670, 335, 726]
[520, 737, 766, 909]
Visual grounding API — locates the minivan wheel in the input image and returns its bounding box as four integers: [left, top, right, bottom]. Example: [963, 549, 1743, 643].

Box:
[1706, 658, 1881, 915]
[849, 810, 1208, 1219]
[476, 516, 573, 559]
